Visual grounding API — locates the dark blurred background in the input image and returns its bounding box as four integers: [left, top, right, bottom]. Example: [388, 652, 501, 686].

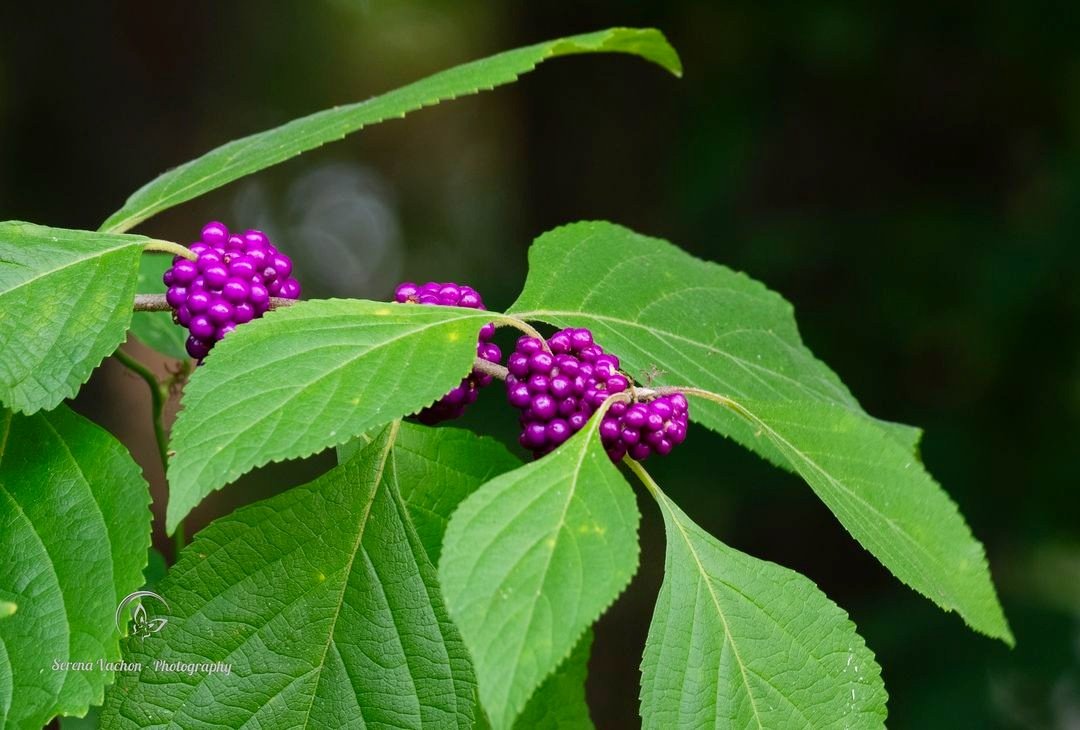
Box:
[3, 2, 1078, 728]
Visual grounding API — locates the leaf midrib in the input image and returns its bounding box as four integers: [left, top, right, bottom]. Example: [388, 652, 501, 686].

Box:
[298, 420, 398, 728]
[0, 238, 140, 298]
[657, 492, 765, 730]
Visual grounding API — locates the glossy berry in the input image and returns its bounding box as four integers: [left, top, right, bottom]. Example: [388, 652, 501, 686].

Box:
[394, 281, 502, 424]
[163, 221, 301, 360]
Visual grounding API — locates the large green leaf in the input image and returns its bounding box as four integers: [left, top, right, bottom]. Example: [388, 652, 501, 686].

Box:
[507, 221, 1011, 643]
[102, 423, 477, 729]
[339, 422, 522, 564]
[727, 398, 1011, 643]
[100, 28, 681, 234]
[129, 253, 189, 361]
[166, 298, 493, 534]
[635, 465, 887, 729]
[0, 221, 148, 413]
[439, 413, 639, 730]
[0, 406, 151, 728]
[507, 220, 920, 461]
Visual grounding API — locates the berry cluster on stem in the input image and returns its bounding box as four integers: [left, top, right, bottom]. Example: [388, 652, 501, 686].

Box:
[163, 222, 302, 359]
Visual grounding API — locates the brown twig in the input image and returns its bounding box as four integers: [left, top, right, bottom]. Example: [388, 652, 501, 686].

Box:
[133, 293, 299, 312]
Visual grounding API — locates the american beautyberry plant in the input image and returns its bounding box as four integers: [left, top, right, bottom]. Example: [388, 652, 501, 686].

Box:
[0, 28, 1010, 729]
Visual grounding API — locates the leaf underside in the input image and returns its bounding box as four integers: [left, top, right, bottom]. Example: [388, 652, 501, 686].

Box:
[165, 298, 494, 534]
[640, 477, 888, 729]
[100, 28, 681, 234]
[102, 423, 476, 729]
[0, 406, 151, 728]
[0, 221, 147, 414]
[439, 414, 640, 730]
[508, 221, 1011, 643]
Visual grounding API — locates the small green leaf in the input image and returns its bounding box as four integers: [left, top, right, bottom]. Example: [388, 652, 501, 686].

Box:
[635, 464, 887, 729]
[731, 398, 1012, 644]
[515, 630, 594, 730]
[0, 406, 151, 728]
[439, 414, 639, 729]
[102, 422, 476, 729]
[340, 422, 523, 564]
[101, 28, 680, 234]
[506, 220, 921, 464]
[166, 298, 493, 534]
[0, 221, 147, 413]
[130, 253, 189, 361]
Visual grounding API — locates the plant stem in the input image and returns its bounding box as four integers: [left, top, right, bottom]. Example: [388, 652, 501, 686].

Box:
[133, 293, 299, 312]
[491, 315, 549, 347]
[622, 455, 664, 502]
[143, 240, 198, 260]
[112, 347, 186, 556]
[113, 348, 169, 467]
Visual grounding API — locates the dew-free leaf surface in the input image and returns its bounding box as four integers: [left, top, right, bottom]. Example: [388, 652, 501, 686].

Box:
[339, 422, 522, 564]
[635, 464, 887, 729]
[439, 414, 639, 729]
[102, 423, 476, 729]
[0, 221, 147, 413]
[0, 406, 150, 728]
[166, 298, 493, 533]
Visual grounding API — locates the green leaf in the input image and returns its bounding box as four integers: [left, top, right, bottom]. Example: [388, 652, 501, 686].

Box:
[101, 28, 681, 234]
[0, 406, 151, 728]
[439, 413, 640, 729]
[102, 422, 477, 729]
[130, 253, 189, 361]
[636, 466, 888, 729]
[340, 422, 523, 564]
[729, 398, 1012, 643]
[507, 221, 1011, 642]
[0, 221, 147, 413]
[506, 220, 921, 464]
[514, 630, 594, 730]
[166, 298, 493, 534]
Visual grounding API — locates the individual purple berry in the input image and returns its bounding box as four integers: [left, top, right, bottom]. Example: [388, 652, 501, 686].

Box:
[393, 281, 503, 424]
[222, 278, 250, 303]
[166, 286, 187, 309]
[200, 221, 229, 247]
[171, 259, 198, 285]
[185, 335, 211, 360]
[163, 222, 301, 360]
[278, 279, 302, 299]
[189, 315, 215, 340]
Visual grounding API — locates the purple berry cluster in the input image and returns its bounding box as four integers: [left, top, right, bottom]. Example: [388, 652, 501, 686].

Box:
[599, 392, 689, 461]
[506, 328, 631, 458]
[394, 281, 502, 424]
[163, 222, 301, 360]
[506, 327, 689, 461]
